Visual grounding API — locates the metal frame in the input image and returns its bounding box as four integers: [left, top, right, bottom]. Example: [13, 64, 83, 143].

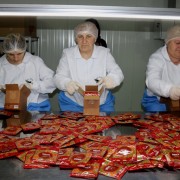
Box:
[0, 4, 180, 20]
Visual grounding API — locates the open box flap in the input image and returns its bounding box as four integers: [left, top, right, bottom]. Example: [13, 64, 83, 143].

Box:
[78, 85, 104, 96]
[6, 84, 19, 90]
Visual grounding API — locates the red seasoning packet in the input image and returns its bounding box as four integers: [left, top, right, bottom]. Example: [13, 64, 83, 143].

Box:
[56, 148, 74, 165]
[16, 150, 29, 162]
[21, 122, 41, 131]
[110, 144, 136, 163]
[40, 114, 59, 120]
[116, 135, 136, 145]
[24, 150, 49, 169]
[87, 146, 109, 159]
[84, 134, 112, 144]
[32, 149, 59, 165]
[61, 139, 76, 148]
[111, 113, 141, 121]
[2, 126, 22, 136]
[15, 137, 37, 151]
[104, 147, 117, 160]
[70, 159, 101, 179]
[0, 140, 18, 159]
[38, 119, 61, 126]
[99, 159, 128, 180]
[53, 133, 76, 148]
[127, 159, 155, 171]
[144, 113, 176, 121]
[0, 135, 11, 143]
[163, 148, 180, 168]
[60, 111, 84, 120]
[69, 151, 92, 168]
[39, 125, 60, 134]
[87, 121, 108, 132]
[79, 141, 106, 150]
[31, 133, 52, 145]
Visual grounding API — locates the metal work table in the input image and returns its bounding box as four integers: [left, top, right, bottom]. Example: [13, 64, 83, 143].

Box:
[0, 111, 179, 180]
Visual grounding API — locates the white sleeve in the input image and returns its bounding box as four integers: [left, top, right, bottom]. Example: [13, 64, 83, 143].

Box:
[31, 58, 56, 94]
[146, 51, 172, 97]
[106, 50, 124, 87]
[54, 51, 72, 91]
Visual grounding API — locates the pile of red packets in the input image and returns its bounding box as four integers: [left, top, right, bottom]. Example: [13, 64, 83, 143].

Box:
[0, 111, 179, 179]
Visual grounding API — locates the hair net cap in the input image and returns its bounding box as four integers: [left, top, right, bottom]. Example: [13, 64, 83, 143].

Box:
[165, 25, 180, 44]
[3, 33, 27, 53]
[74, 22, 98, 40]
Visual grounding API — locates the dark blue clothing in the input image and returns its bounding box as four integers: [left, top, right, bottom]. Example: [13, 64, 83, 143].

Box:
[58, 91, 115, 113]
[27, 99, 51, 112]
[141, 89, 166, 112]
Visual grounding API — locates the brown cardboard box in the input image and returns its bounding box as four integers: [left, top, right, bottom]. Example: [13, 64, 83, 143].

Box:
[0, 17, 37, 37]
[4, 84, 30, 111]
[160, 97, 180, 111]
[79, 85, 103, 116]
[6, 111, 32, 127]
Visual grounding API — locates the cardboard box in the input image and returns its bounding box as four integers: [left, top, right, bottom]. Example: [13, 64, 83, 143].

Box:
[79, 85, 103, 116]
[160, 97, 180, 111]
[4, 84, 30, 111]
[6, 111, 32, 127]
[0, 17, 37, 37]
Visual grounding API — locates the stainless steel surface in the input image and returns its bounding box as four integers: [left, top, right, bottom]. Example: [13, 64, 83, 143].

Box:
[0, 158, 179, 180]
[0, 112, 179, 180]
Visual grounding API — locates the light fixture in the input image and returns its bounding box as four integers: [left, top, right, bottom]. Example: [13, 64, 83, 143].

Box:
[0, 4, 180, 20]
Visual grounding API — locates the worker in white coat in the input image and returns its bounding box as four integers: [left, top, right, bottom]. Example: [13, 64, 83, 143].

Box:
[142, 25, 180, 112]
[54, 21, 124, 113]
[0, 33, 56, 111]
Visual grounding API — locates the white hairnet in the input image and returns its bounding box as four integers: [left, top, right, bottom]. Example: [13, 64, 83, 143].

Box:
[74, 21, 98, 40]
[3, 33, 27, 53]
[165, 25, 180, 44]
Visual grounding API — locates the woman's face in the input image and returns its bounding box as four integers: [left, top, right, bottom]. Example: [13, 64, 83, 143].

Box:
[167, 39, 180, 65]
[6, 51, 25, 65]
[76, 33, 96, 53]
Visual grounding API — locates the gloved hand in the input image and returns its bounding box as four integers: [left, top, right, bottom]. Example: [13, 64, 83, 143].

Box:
[65, 81, 81, 95]
[0, 84, 5, 89]
[24, 82, 33, 90]
[169, 86, 180, 100]
[97, 76, 115, 89]
[0, 84, 5, 92]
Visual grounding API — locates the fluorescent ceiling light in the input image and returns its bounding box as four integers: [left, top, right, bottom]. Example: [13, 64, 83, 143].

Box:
[0, 4, 180, 20]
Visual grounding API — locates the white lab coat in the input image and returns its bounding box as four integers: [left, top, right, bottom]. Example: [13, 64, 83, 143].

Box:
[146, 45, 180, 99]
[0, 52, 56, 108]
[54, 45, 124, 106]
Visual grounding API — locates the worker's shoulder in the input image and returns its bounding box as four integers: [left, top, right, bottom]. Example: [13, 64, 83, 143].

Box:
[63, 45, 77, 53]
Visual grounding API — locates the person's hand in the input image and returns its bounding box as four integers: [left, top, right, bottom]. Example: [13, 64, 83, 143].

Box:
[0, 84, 5, 89]
[24, 82, 33, 90]
[97, 76, 115, 89]
[169, 86, 180, 100]
[65, 81, 81, 95]
[0, 85, 5, 92]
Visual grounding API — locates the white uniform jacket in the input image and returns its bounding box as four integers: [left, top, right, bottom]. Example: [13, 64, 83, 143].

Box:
[146, 45, 180, 99]
[54, 45, 124, 106]
[0, 52, 56, 108]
